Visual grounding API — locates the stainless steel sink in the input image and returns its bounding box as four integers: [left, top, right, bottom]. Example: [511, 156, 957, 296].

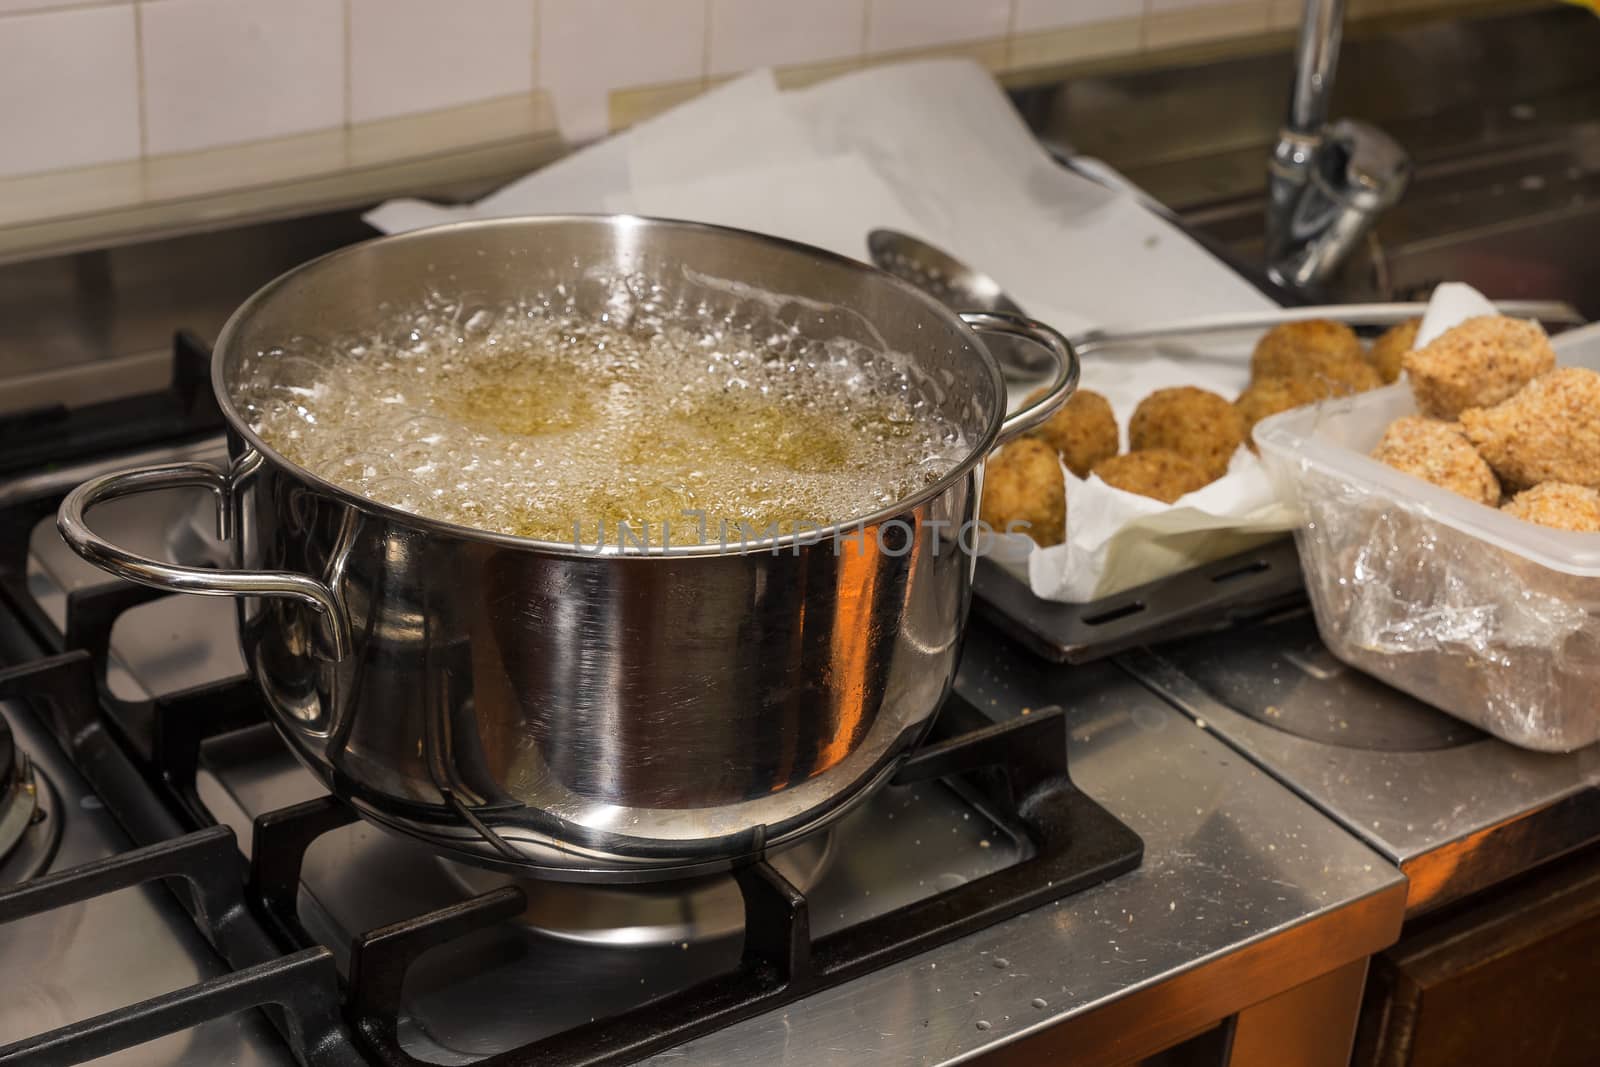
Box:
[1349, 129, 1600, 314]
[1016, 4, 1600, 317]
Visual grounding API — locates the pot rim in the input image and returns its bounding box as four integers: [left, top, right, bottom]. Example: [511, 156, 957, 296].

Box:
[212, 213, 1007, 560]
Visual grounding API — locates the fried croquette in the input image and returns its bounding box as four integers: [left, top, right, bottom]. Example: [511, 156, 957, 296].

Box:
[1128, 386, 1244, 481]
[1403, 315, 1555, 420]
[1369, 318, 1420, 384]
[1091, 450, 1211, 504]
[1370, 415, 1500, 506]
[1459, 367, 1600, 490]
[1235, 376, 1352, 442]
[1025, 387, 1119, 478]
[1322, 358, 1383, 392]
[1500, 483, 1600, 532]
[1250, 319, 1365, 382]
[980, 438, 1065, 546]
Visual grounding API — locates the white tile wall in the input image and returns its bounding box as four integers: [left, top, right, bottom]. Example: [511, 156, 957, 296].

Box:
[866, 0, 1010, 53]
[140, 0, 345, 156]
[708, 0, 866, 76]
[0, 5, 140, 177]
[350, 0, 535, 123]
[1150, 0, 1242, 12]
[0, 0, 123, 11]
[0, 0, 1456, 187]
[1013, 0, 1146, 33]
[540, 0, 706, 140]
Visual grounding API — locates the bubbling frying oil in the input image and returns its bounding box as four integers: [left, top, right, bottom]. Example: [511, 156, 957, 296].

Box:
[236, 285, 969, 546]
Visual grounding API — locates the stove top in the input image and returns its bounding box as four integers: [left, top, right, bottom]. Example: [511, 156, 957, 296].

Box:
[1120, 608, 1600, 916]
[0, 341, 1406, 1066]
[0, 709, 58, 887]
[0, 691, 292, 1065]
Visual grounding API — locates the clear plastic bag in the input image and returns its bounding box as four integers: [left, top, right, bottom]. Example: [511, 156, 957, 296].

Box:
[1256, 323, 1600, 752]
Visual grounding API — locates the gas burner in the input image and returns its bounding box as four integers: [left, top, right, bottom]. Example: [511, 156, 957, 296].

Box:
[0, 714, 60, 885]
[1153, 611, 1482, 751]
[439, 830, 837, 947]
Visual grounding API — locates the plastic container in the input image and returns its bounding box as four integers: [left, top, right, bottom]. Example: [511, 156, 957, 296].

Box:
[1254, 325, 1600, 752]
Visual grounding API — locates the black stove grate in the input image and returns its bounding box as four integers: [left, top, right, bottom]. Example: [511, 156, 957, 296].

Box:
[0, 635, 1141, 1066]
[334, 698, 1139, 1066]
[0, 822, 357, 1067]
[0, 329, 223, 480]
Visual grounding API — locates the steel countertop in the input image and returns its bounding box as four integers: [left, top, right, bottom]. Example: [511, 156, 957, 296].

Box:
[648, 622, 1406, 1065]
[1119, 616, 1600, 918]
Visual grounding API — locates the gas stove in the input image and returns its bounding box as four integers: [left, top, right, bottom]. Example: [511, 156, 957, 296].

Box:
[0, 333, 1405, 1065]
[1120, 610, 1600, 917]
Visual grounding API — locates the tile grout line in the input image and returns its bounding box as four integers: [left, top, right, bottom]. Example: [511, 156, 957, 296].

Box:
[700, 0, 712, 88]
[342, 0, 353, 131]
[132, 0, 148, 159]
[1003, 0, 1020, 71]
[530, 0, 540, 96]
[0, 0, 142, 18]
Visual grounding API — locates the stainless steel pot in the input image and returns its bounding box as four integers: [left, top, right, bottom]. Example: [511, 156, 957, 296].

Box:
[57, 216, 1077, 882]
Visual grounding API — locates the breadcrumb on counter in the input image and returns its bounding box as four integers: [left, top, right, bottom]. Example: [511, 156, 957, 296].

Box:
[1402, 315, 1555, 419]
[1370, 415, 1500, 506]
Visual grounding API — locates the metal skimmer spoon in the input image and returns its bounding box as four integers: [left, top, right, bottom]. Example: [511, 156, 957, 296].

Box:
[867, 228, 1055, 381]
[870, 228, 1588, 372]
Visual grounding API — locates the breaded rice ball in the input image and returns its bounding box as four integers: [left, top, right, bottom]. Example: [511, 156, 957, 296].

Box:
[1370, 416, 1500, 506]
[1502, 483, 1600, 532]
[980, 438, 1065, 546]
[1234, 376, 1347, 441]
[1402, 315, 1555, 419]
[1368, 318, 1420, 384]
[1460, 367, 1600, 489]
[1323, 358, 1384, 393]
[1025, 387, 1119, 478]
[1091, 450, 1211, 504]
[1250, 319, 1364, 382]
[1128, 386, 1244, 481]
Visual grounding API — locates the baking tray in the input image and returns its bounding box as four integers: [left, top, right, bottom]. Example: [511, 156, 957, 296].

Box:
[971, 537, 1306, 664]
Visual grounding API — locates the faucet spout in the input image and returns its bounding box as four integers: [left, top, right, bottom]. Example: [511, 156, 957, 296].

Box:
[1288, 0, 1346, 136]
[1265, 0, 1409, 291]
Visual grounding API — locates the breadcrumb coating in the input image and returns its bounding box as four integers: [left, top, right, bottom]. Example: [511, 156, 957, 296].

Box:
[980, 437, 1065, 546]
[1128, 386, 1244, 481]
[1025, 387, 1119, 478]
[1370, 415, 1500, 506]
[1501, 482, 1600, 532]
[1235, 375, 1362, 442]
[1460, 367, 1600, 489]
[1091, 450, 1211, 504]
[1250, 319, 1364, 382]
[1403, 315, 1555, 419]
[1323, 358, 1383, 392]
[1369, 318, 1420, 384]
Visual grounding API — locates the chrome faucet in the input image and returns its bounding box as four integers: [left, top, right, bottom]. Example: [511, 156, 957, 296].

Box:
[1265, 0, 1410, 291]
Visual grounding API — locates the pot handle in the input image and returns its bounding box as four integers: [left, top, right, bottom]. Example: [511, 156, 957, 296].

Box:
[961, 311, 1081, 445]
[57, 460, 351, 660]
